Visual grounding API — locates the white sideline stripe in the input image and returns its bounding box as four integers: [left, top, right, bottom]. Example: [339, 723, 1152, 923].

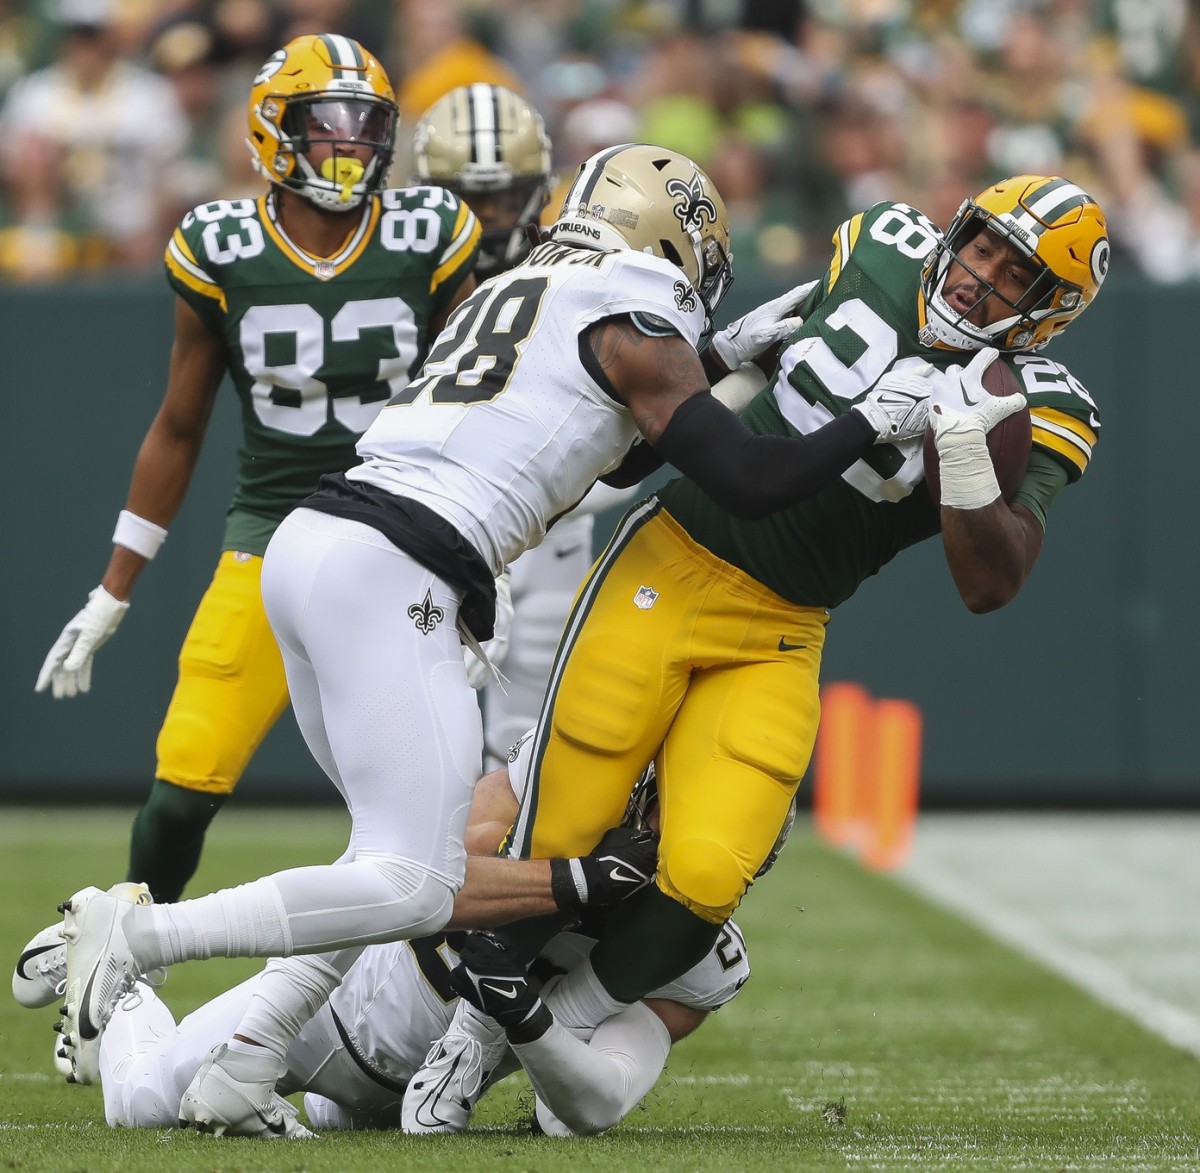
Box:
[0, 1072, 52, 1081]
[898, 854, 1200, 1057]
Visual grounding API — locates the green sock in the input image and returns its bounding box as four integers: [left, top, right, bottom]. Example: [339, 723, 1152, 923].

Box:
[588, 885, 721, 1003]
[127, 779, 226, 902]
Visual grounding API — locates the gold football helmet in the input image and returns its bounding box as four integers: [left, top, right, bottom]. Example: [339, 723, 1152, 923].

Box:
[549, 143, 734, 324]
[920, 175, 1109, 352]
[247, 33, 397, 212]
[413, 84, 553, 277]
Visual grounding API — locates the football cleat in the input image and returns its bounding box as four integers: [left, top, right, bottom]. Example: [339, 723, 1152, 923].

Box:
[401, 1000, 508, 1134]
[59, 884, 155, 1084]
[13, 883, 155, 1010]
[178, 1042, 312, 1139]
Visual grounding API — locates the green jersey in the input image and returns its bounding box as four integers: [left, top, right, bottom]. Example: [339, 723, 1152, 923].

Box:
[165, 187, 480, 555]
[661, 200, 1101, 608]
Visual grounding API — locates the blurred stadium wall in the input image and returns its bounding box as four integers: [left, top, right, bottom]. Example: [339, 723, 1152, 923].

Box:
[1, 267, 1191, 806]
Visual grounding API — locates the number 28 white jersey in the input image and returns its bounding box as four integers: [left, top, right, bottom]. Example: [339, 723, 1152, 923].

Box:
[347, 241, 707, 575]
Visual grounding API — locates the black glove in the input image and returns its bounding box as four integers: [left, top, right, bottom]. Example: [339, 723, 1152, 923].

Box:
[549, 825, 658, 913]
[449, 930, 549, 1040]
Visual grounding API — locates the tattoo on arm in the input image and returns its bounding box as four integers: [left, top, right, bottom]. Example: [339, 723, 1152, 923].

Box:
[588, 318, 707, 446]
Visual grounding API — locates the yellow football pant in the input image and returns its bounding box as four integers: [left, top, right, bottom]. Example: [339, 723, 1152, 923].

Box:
[513, 500, 828, 923]
[155, 551, 289, 795]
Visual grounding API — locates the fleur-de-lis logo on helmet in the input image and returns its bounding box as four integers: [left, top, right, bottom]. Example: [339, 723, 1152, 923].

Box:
[408, 589, 445, 634]
[666, 173, 718, 233]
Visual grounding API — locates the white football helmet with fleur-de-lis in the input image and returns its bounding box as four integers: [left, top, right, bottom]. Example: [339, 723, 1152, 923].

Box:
[413, 84, 554, 278]
[548, 143, 734, 327]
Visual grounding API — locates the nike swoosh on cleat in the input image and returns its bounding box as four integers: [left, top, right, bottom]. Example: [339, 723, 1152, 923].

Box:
[78, 969, 101, 1040]
[253, 1107, 288, 1136]
[777, 637, 807, 652]
[15, 943, 60, 979]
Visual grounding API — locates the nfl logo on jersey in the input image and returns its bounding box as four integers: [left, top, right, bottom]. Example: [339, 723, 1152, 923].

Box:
[633, 585, 659, 610]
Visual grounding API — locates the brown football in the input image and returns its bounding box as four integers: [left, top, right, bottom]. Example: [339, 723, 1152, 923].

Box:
[923, 358, 1032, 505]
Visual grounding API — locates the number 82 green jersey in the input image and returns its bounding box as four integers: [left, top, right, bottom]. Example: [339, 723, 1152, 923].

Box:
[164, 187, 479, 555]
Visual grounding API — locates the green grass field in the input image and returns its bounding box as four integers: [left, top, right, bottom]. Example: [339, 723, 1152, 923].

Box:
[2, 807, 1197, 1172]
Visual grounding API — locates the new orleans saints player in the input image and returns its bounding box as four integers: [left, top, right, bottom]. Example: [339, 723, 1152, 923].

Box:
[412, 83, 644, 764]
[53, 144, 932, 1130]
[412, 175, 1110, 1128]
[32, 35, 480, 903]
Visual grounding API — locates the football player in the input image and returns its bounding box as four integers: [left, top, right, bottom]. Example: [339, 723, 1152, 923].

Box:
[411, 82, 642, 766]
[52, 142, 933, 1130]
[411, 175, 1110, 1128]
[91, 748, 748, 1139]
[33, 34, 481, 904]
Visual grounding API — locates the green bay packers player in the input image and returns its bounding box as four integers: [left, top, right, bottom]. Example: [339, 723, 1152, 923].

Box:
[409, 175, 1110, 1125]
[32, 34, 480, 902]
[52, 143, 932, 1129]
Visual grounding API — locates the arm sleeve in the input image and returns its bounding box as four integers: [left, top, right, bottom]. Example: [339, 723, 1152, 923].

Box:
[651, 392, 876, 520]
[600, 442, 665, 489]
[516, 1002, 671, 1137]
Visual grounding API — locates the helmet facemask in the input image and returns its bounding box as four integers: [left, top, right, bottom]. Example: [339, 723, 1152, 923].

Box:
[920, 177, 1108, 353]
[273, 95, 396, 211]
[443, 170, 552, 278]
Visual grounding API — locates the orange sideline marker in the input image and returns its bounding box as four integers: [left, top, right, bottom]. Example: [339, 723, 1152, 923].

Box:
[860, 698, 923, 871]
[813, 682, 872, 847]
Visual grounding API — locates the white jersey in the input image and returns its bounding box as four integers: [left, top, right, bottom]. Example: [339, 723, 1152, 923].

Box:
[347, 242, 706, 575]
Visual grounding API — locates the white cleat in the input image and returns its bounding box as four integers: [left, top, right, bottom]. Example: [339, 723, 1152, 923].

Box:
[59, 884, 154, 1085]
[179, 1043, 314, 1139]
[13, 884, 154, 1012]
[402, 1003, 508, 1134]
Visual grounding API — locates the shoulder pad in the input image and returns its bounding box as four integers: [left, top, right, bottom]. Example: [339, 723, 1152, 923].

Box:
[1014, 355, 1100, 481]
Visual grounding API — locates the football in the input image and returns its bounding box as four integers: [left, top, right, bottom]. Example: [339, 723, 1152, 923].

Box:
[923, 358, 1032, 505]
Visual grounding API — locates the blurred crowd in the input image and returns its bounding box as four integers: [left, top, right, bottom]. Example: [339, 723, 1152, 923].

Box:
[2, 0, 1199, 284]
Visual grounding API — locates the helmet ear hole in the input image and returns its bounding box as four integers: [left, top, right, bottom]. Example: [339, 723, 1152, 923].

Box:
[658, 239, 683, 268]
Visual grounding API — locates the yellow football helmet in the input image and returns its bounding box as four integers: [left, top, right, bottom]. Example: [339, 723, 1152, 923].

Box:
[413, 84, 553, 277]
[247, 33, 397, 212]
[920, 175, 1109, 352]
[549, 143, 734, 324]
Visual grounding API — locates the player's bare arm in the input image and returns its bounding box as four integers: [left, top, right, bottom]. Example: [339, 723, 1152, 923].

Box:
[101, 298, 226, 601]
[588, 317, 706, 445]
[941, 499, 1044, 613]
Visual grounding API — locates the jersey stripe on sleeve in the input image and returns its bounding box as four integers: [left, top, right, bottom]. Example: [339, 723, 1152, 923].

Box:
[1031, 406, 1096, 475]
[165, 229, 225, 310]
[827, 212, 864, 291]
[431, 202, 482, 293]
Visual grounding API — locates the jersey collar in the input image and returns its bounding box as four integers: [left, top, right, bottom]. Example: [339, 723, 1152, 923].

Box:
[259, 191, 380, 280]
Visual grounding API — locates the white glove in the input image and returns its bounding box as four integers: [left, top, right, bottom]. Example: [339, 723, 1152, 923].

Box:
[465, 570, 513, 690]
[930, 348, 1027, 510]
[852, 365, 934, 444]
[35, 585, 129, 699]
[709, 279, 819, 371]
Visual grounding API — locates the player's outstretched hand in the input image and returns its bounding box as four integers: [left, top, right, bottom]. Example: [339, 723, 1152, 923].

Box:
[550, 825, 658, 912]
[35, 586, 129, 699]
[930, 347, 1026, 443]
[709, 279, 819, 371]
[853, 365, 934, 444]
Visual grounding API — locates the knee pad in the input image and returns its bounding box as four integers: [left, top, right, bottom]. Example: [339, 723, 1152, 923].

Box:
[361, 854, 455, 937]
[658, 838, 747, 924]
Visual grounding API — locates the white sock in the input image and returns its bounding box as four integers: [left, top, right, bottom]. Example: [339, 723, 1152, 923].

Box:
[543, 958, 633, 1036]
[515, 1002, 670, 1136]
[231, 951, 354, 1062]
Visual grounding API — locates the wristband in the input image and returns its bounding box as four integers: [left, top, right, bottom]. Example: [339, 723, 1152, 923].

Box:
[549, 857, 588, 911]
[112, 510, 168, 560]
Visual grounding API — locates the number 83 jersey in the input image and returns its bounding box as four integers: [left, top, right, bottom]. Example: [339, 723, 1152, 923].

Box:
[164, 187, 480, 556]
